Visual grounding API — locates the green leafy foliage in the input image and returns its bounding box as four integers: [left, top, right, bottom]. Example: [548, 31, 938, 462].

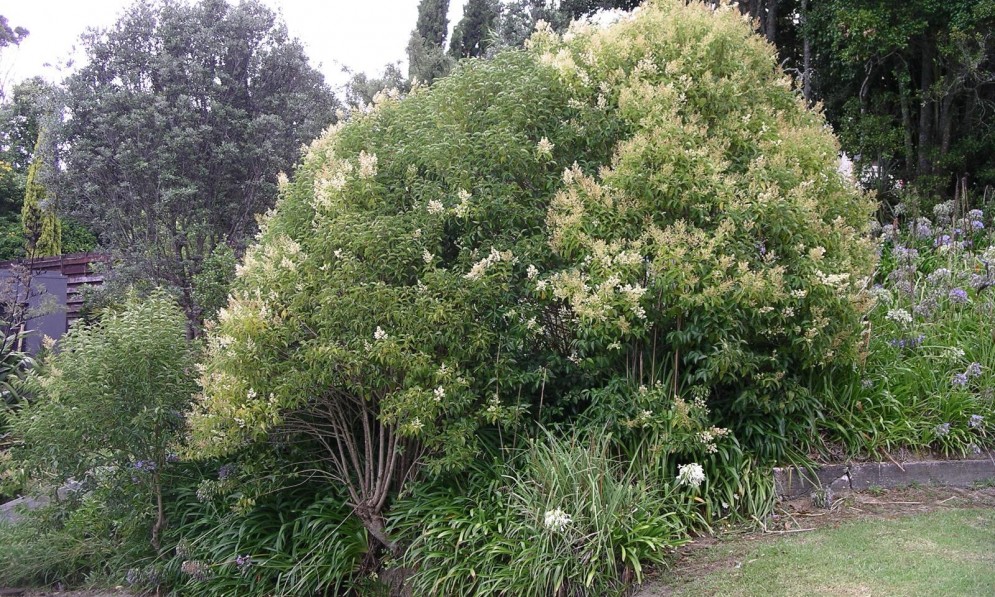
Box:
[192, 243, 237, 325]
[810, 0, 995, 189]
[407, 0, 454, 82]
[21, 147, 61, 257]
[59, 218, 97, 254]
[5, 292, 198, 550]
[449, 0, 501, 59]
[191, 2, 874, 564]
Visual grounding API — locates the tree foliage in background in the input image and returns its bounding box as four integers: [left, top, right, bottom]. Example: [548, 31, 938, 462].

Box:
[342, 63, 410, 109]
[450, 0, 502, 59]
[407, 0, 454, 83]
[0, 15, 29, 102]
[0, 78, 53, 216]
[191, 0, 874, 557]
[55, 0, 339, 333]
[810, 0, 995, 193]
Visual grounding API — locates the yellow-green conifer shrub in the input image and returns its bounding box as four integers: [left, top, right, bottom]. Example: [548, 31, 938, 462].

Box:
[191, 0, 875, 544]
[21, 135, 61, 257]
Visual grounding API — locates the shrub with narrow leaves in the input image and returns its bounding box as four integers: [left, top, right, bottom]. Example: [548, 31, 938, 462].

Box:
[190, 0, 875, 547]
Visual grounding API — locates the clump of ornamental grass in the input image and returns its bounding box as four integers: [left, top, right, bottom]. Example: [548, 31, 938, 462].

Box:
[189, 0, 875, 562]
[389, 432, 696, 597]
[821, 198, 994, 456]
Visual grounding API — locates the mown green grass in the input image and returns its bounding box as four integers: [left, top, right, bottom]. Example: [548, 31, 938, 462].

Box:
[656, 509, 995, 596]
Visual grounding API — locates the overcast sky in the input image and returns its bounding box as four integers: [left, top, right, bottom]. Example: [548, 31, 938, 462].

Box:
[1, 0, 465, 94]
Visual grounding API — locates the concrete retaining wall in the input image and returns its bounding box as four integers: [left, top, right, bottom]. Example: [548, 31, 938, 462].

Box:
[774, 458, 995, 498]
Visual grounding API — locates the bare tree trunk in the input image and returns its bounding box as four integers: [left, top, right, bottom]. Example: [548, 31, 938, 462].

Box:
[917, 38, 937, 177]
[801, 0, 812, 102]
[151, 468, 165, 550]
[898, 69, 916, 176]
[764, 0, 779, 43]
[939, 92, 956, 157]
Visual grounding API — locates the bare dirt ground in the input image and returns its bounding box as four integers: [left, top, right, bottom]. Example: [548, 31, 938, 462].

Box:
[635, 485, 995, 596]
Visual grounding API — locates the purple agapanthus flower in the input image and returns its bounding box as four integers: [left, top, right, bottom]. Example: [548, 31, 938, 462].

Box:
[236, 555, 252, 570]
[970, 274, 992, 290]
[890, 335, 925, 350]
[218, 463, 237, 481]
[893, 245, 919, 262]
[927, 268, 951, 284]
[969, 414, 984, 428]
[948, 288, 969, 303]
[952, 372, 969, 387]
[966, 362, 983, 378]
[935, 422, 951, 437]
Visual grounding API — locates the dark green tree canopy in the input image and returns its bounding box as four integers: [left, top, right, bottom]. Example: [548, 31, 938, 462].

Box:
[449, 0, 501, 59]
[407, 0, 454, 83]
[55, 0, 339, 331]
[810, 0, 995, 191]
[415, 0, 451, 46]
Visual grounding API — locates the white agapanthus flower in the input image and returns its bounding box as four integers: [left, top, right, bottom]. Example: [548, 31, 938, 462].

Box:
[677, 463, 706, 488]
[543, 508, 573, 531]
[886, 308, 913, 326]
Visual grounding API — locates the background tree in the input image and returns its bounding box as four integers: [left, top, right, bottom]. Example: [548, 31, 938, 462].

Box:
[0, 78, 56, 259]
[0, 16, 29, 101]
[449, 0, 501, 59]
[406, 0, 454, 83]
[55, 0, 339, 334]
[809, 0, 995, 194]
[342, 63, 410, 109]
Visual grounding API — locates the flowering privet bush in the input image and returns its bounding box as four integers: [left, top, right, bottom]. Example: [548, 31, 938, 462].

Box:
[190, 0, 875, 551]
[822, 198, 995, 455]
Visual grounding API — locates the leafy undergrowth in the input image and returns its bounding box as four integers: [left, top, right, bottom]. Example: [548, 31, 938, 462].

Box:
[637, 486, 995, 596]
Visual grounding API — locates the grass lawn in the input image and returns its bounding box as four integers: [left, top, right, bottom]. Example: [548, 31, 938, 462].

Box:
[640, 490, 995, 597]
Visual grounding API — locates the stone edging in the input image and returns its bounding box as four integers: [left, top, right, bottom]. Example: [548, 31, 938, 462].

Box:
[774, 458, 995, 499]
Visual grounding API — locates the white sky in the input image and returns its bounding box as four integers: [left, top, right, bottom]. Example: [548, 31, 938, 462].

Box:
[1, 0, 465, 94]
